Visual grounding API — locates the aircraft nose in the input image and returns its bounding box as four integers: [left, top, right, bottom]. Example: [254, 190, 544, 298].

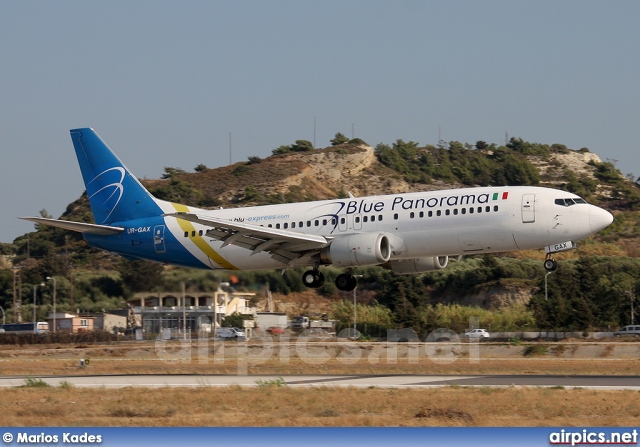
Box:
[589, 205, 614, 233]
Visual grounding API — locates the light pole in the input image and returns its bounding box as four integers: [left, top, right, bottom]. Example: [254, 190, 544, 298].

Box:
[544, 272, 553, 300]
[46, 277, 56, 333]
[182, 281, 187, 340]
[626, 290, 635, 325]
[352, 275, 363, 338]
[32, 283, 44, 333]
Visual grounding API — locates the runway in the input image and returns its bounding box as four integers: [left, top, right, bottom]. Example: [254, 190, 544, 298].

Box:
[2, 374, 639, 390]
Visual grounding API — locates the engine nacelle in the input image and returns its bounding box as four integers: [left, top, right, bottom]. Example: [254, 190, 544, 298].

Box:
[320, 233, 391, 267]
[384, 256, 449, 275]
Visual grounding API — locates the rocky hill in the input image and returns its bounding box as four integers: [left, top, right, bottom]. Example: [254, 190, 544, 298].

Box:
[144, 139, 637, 213]
[4, 138, 640, 328]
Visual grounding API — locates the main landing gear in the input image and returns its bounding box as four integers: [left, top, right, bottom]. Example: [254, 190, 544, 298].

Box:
[544, 254, 558, 272]
[302, 270, 325, 288]
[334, 273, 358, 292]
[302, 269, 359, 292]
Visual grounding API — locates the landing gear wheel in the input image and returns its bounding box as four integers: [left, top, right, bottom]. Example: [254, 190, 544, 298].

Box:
[335, 273, 358, 292]
[302, 270, 324, 288]
[544, 258, 557, 272]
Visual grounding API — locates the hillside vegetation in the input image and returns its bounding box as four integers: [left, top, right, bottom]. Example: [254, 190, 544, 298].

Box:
[2, 135, 640, 333]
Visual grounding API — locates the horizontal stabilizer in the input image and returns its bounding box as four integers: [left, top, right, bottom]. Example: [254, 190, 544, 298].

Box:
[20, 217, 124, 236]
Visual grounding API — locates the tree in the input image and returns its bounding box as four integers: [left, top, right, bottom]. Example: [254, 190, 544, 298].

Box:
[222, 312, 249, 328]
[117, 259, 164, 294]
[161, 167, 187, 179]
[330, 132, 349, 146]
[194, 164, 208, 172]
[272, 145, 291, 155]
[292, 140, 314, 152]
[243, 186, 259, 202]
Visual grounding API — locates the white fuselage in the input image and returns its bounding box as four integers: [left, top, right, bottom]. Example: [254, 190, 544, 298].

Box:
[156, 185, 612, 271]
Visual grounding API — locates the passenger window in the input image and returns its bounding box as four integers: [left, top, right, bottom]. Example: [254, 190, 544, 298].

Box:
[428, 211, 433, 217]
[486, 206, 490, 212]
[268, 224, 273, 228]
[199, 230, 203, 236]
[453, 209, 458, 216]
[291, 222, 296, 228]
[410, 212, 414, 219]
[437, 210, 442, 217]
[276, 223, 281, 229]
[323, 219, 327, 225]
[341, 217, 346, 224]
[283, 223, 288, 229]
[494, 205, 499, 212]
[394, 213, 399, 220]
[477, 207, 482, 213]
[461, 208, 466, 215]
[378, 215, 383, 221]
[363, 216, 368, 223]
[331, 218, 336, 225]
[191, 231, 196, 237]
[307, 221, 311, 227]
[469, 207, 474, 214]
[315, 220, 319, 226]
[445, 209, 450, 216]
[184, 232, 189, 238]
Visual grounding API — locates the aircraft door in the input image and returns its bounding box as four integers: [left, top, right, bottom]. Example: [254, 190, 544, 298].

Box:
[338, 215, 348, 232]
[522, 194, 536, 223]
[154, 225, 167, 253]
[353, 214, 362, 231]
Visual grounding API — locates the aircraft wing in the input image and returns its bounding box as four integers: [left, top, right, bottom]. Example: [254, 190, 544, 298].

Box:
[165, 212, 330, 265]
[20, 217, 124, 236]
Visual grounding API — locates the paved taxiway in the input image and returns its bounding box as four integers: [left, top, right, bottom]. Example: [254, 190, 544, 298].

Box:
[1, 374, 639, 390]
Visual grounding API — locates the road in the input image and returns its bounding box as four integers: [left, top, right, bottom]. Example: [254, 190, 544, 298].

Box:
[2, 374, 639, 390]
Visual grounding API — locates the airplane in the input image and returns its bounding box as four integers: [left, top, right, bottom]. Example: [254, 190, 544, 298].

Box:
[21, 128, 614, 292]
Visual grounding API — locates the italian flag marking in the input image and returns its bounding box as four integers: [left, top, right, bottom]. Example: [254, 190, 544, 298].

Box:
[492, 192, 509, 201]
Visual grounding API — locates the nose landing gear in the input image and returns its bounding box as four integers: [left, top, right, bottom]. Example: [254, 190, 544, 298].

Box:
[544, 255, 557, 272]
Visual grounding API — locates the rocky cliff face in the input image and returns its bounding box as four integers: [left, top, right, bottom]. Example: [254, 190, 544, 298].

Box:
[170, 142, 621, 210]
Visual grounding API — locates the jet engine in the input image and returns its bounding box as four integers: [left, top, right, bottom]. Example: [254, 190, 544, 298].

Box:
[320, 233, 391, 267]
[383, 256, 449, 274]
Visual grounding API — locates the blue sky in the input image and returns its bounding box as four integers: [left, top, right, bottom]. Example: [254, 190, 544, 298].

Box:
[1, 0, 639, 243]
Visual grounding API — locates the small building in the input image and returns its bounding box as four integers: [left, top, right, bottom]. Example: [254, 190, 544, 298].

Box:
[255, 312, 289, 329]
[128, 286, 256, 335]
[47, 313, 95, 333]
[81, 312, 128, 333]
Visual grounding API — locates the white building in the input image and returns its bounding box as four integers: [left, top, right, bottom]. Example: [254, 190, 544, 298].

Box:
[128, 286, 256, 334]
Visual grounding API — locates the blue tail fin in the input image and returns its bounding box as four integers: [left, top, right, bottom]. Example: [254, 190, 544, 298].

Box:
[70, 128, 162, 224]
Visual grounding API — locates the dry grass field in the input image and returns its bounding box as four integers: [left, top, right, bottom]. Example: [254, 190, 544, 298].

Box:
[1, 340, 639, 427]
[4, 385, 640, 427]
[1, 339, 639, 376]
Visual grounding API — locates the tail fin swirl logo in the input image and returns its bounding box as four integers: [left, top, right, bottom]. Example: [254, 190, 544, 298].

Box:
[87, 167, 125, 224]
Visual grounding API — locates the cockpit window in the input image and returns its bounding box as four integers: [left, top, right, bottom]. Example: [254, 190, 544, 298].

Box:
[555, 197, 587, 207]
